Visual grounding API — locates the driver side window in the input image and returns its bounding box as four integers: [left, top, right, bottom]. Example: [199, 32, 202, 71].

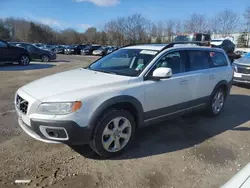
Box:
[149, 51, 186, 75]
[0, 41, 8, 47]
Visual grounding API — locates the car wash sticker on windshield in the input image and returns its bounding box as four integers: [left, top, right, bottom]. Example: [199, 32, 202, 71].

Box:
[140, 50, 157, 55]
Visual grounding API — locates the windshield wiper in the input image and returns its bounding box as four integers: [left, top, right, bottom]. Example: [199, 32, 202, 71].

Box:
[87, 68, 116, 75]
[97, 70, 117, 75]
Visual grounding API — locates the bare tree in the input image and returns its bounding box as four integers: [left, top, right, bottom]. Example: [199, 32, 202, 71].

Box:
[244, 6, 250, 46]
[213, 9, 239, 36]
[165, 20, 175, 42]
[175, 20, 182, 34]
[184, 13, 208, 33]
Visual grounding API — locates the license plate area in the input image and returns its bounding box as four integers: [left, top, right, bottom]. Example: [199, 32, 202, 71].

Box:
[242, 75, 250, 81]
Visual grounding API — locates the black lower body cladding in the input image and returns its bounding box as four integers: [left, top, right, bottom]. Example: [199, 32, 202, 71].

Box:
[30, 119, 92, 145]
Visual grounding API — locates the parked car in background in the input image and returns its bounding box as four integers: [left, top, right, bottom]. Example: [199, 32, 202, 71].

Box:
[235, 50, 248, 57]
[54, 45, 65, 54]
[174, 32, 211, 43]
[107, 46, 118, 54]
[34, 43, 45, 49]
[10, 42, 56, 62]
[92, 47, 109, 56]
[74, 44, 90, 55]
[81, 45, 101, 55]
[64, 45, 75, 55]
[232, 52, 250, 84]
[0, 40, 30, 65]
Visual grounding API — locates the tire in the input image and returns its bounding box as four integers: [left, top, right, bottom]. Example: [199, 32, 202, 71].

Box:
[206, 88, 225, 116]
[18, 55, 30, 66]
[90, 109, 136, 158]
[41, 55, 49, 62]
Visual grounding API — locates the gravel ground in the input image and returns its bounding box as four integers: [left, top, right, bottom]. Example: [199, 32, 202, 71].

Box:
[0, 54, 249, 188]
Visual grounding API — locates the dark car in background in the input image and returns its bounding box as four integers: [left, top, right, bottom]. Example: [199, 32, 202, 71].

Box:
[64, 45, 75, 55]
[10, 42, 56, 62]
[81, 45, 101, 55]
[0, 40, 30, 65]
[74, 44, 90, 55]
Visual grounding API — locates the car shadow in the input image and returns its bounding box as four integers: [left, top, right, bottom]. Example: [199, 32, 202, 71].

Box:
[233, 83, 250, 89]
[0, 63, 55, 71]
[70, 94, 250, 160]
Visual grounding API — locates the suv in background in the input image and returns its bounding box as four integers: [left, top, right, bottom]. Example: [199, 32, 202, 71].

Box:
[15, 43, 233, 157]
[10, 42, 56, 62]
[0, 40, 30, 65]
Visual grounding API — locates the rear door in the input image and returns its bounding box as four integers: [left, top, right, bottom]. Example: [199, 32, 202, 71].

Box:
[186, 50, 214, 100]
[207, 51, 231, 86]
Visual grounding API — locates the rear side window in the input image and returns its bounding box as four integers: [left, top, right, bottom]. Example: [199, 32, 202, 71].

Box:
[209, 51, 228, 67]
[187, 51, 210, 71]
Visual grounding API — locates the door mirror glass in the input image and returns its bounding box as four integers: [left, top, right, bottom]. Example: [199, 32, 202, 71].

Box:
[152, 67, 172, 79]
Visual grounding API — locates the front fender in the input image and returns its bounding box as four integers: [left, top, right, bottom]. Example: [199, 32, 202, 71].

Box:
[88, 95, 144, 129]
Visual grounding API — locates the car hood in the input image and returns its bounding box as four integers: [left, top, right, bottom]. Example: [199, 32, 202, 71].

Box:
[20, 68, 130, 101]
[234, 58, 250, 66]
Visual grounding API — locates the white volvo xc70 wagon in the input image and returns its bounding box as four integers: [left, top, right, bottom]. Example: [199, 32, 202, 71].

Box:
[15, 43, 233, 157]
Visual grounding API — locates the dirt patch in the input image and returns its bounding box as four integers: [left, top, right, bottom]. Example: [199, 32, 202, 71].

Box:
[191, 145, 236, 166]
[142, 171, 165, 188]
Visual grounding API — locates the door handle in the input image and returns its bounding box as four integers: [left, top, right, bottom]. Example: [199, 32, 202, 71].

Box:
[209, 75, 215, 80]
[180, 80, 188, 85]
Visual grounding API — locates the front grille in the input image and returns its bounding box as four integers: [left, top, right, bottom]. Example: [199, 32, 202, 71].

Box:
[237, 66, 250, 74]
[16, 95, 29, 114]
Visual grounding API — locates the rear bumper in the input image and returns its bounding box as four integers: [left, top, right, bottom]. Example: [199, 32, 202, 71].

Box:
[18, 117, 92, 145]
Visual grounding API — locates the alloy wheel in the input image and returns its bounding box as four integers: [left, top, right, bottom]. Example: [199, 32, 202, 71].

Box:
[102, 117, 132, 152]
[212, 91, 224, 114]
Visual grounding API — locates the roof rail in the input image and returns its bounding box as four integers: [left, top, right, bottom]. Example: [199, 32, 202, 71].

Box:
[159, 41, 210, 52]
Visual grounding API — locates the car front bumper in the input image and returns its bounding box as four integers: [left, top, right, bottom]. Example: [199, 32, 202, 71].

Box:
[233, 72, 250, 84]
[18, 116, 92, 145]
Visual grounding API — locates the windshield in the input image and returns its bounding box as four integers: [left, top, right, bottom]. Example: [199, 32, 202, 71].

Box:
[89, 48, 157, 76]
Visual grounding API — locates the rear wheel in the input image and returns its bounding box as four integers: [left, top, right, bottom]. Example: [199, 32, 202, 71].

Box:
[206, 88, 225, 116]
[90, 109, 136, 158]
[18, 55, 30, 66]
[41, 55, 49, 62]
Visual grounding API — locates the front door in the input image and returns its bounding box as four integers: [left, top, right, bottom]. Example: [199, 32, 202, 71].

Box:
[143, 50, 192, 122]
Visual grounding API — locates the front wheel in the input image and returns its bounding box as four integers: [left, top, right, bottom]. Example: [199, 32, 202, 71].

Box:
[90, 109, 136, 158]
[41, 55, 49, 62]
[206, 89, 225, 116]
[19, 55, 30, 66]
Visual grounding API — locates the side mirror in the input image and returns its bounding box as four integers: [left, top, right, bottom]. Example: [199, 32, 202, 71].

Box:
[151, 67, 172, 80]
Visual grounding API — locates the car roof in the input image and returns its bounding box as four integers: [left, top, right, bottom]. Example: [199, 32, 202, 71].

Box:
[124, 44, 167, 51]
[123, 43, 225, 53]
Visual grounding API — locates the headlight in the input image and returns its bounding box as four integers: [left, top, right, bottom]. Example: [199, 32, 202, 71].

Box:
[232, 63, 238, 72]
[49, 52, 55, 56]
[37, 101, 82, 115]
